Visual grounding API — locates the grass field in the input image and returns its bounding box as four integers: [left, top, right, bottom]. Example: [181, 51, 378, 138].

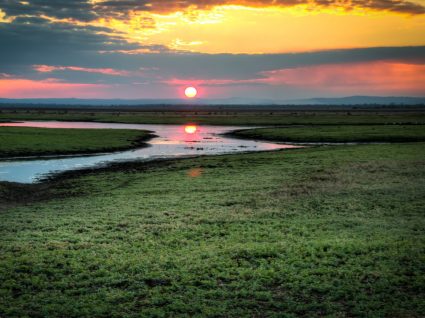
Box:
[1, 142, 424, 317]
[1, 111, 424, 317]
[228, 125, 425, 143]
[1, 108, 425, 125]
[0, 127, 153, 158]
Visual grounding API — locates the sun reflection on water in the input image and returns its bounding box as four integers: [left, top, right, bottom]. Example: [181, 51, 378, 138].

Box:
[187, 167, 203, 178]
[184, 125, 197, 134]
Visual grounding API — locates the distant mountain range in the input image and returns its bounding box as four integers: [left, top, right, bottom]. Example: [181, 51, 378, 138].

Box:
[293, 96, 425, 105]
[0, 96, 424, 106]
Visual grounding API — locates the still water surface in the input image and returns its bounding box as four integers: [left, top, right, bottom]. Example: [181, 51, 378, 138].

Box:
[0, 121, 299, 183]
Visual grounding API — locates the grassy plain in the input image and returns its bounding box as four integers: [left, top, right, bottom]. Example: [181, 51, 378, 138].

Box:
[1, 143, 424, 317]
[229, 125, 425, 143]
[1, 108, 424, 317]
[0, 127, 153, 158]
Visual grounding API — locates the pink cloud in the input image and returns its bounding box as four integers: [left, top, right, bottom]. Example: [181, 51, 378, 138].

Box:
[165, 78, 255, 86]
[33, 65, 132, 76]
[166, 61, 425, 95]
[259, 61, 425, 93]
[0, 78, 111, 98]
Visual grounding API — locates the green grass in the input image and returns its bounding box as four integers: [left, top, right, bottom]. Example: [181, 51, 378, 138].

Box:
[1, 143, 424, 317]
[0, 127, 153, 158]
[1, 109, 425, 125]
[229, 125, 425, 143]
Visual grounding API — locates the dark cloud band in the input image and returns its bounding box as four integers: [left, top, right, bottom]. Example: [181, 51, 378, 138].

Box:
[1, 0, 424, 21]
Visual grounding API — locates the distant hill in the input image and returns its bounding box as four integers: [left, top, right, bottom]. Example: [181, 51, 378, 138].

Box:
[0, 96, 424, 106]
[293, 96, 425, 105]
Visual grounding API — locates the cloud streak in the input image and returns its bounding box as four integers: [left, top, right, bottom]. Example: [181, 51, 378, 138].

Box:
[33, 65, 132, 76]
[0, 78, 110, 98]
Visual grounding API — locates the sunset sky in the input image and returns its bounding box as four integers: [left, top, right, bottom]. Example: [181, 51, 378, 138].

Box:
[0, 0, 424, 99]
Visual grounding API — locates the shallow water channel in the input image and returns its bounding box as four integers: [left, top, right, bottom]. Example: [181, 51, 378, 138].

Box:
[0, 121, 300, 183]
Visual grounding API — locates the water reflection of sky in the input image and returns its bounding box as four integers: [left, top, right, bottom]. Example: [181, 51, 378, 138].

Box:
[0, 121, 300, 183]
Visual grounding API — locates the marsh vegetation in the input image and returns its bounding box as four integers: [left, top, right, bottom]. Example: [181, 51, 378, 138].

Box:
[0, 127, 153, 158]
[228, 125, 425, 143]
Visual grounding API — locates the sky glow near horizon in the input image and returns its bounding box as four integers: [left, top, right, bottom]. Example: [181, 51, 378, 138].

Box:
[0, 0, 424, 99]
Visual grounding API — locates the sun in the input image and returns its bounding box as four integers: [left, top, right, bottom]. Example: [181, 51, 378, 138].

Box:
[185, 125, 197, 134]
[185, 86, 197, 98]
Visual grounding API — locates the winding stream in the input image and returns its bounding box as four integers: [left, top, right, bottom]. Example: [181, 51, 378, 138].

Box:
[0, 121, 300, 183]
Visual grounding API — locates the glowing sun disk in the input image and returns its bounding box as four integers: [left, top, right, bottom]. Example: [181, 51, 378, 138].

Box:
[185, 86, 197, 98]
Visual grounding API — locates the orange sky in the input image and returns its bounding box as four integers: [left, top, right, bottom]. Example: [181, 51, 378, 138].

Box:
[90, 4, 425, 54]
